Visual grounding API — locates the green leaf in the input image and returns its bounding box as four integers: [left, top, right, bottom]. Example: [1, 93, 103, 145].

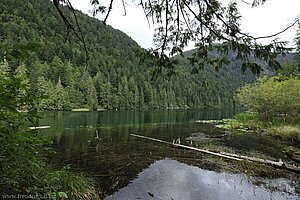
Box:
[58, 192, 68, 198]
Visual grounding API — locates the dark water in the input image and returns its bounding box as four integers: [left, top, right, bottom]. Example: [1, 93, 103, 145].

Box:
[105, 159, 298, 200]
[37, 109, 300, 199]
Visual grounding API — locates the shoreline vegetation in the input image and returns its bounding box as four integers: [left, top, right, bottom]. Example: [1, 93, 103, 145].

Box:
[0, 0, 299, 198]
[131, 133, 300, 173]
[2, 72, 299, 200]
[197, 112, 300, 163]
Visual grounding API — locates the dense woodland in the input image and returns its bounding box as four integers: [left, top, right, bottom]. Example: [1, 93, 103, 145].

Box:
[1, 0, 300, 198]
[0, 0, 270, 111]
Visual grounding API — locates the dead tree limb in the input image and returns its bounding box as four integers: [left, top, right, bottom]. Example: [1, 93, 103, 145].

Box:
[130, 134, 300, 173]
[131, 134, 242, 161]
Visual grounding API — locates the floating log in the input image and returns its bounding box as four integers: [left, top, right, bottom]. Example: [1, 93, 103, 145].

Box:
[219, 152, 300, 173]
[130, 134, 300, 173]
[130, 134, 242, 161]
[29, 126, 51, 130]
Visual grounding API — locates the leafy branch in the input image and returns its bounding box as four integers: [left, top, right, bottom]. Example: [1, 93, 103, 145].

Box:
[55, 0, 299, 76]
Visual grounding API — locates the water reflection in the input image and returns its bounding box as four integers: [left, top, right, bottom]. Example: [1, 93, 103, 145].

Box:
[38, 109, 299, 199]
[105, 159, 298, 200]
[36, 109, 240, 129]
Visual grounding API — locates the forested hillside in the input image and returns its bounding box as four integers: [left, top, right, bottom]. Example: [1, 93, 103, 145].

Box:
[0, 0, 283, 110]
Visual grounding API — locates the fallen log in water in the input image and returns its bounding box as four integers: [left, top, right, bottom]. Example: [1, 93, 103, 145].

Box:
[219, 152, 300, 173]
[29, 125, 51, 130]
[130, 134, 300, 173]
[131, 134, 242, 161]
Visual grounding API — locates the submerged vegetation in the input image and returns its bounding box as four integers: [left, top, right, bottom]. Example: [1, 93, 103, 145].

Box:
[0, 0, 300, 199]
[199, 65, 300, 164]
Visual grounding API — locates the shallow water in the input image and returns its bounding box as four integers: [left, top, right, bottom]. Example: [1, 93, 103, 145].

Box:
[37, 109, 300, 199]
[105, 159, 298, 200]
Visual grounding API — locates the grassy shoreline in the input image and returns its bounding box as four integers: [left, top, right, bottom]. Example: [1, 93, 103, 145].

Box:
[198, 112, 300, 163]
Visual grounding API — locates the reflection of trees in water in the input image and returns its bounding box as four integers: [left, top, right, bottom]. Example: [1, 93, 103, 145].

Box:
[39, 109, 241, 131]
[41, 110, 299, 198]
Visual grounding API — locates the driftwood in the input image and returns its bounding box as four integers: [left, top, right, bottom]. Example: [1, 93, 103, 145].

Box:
[130, 134, 300, 173]
[219, 152, 300, 173]
[29, 126, 50, 130]
[131, 134, 242, 161]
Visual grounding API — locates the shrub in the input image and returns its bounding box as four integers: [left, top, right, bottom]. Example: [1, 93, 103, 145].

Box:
[0, 45, 99, 199]
[237, 76, 300, 122]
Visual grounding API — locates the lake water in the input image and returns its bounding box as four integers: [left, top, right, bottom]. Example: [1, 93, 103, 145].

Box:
[37, 109, 300, 199]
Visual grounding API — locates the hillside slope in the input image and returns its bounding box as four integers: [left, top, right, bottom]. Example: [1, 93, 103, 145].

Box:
[0, 0, 271, 110]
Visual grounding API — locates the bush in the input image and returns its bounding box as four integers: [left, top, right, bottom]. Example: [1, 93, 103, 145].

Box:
[0, 46, 99, 199]
[237, 76, 300, 122]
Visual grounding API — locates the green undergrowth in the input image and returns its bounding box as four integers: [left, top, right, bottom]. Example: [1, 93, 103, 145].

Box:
[42, 167, 100, 200]
[196, 112, 300, 163]
[228, 112, 300, 162]
[213, 112, 300, 143]
[0, 46, 100, 199]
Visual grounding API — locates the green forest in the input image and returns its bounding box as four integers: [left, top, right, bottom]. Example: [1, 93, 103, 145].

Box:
[1, 0, 300, 199]
[0, 0, 273, 111]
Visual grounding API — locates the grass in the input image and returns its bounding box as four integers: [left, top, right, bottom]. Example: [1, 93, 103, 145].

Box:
[42, 167, 100, 200]
[265, 125, 300, 142]
[215, 113, 263, 132]
[222, 112, 300, 143]
[234, 112, 258, 123]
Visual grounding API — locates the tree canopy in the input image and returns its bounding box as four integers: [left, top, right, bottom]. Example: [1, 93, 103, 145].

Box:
[54, 0, 299, 75]
[3, 0, 276, 110]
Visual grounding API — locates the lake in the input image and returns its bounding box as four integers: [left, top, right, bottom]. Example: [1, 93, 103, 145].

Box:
[37, 109, 300, 199]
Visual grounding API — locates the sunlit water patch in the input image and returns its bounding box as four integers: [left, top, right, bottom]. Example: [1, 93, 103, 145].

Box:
[105, 159, 298, 200]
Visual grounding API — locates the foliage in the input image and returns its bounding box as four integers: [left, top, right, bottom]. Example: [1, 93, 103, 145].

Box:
[0, 43, 99, 198]
[41, 168, 100, 200]
[234, 112, 258, 123]
[0, 59, 42, 194]
[236, 57, 300, 142]
[89, 0, 297, 75]
[237, 76, 300, 122]
[0, 0, 265, 110]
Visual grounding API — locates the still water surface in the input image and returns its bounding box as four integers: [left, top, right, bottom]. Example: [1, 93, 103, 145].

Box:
[37, 109, 299, 199]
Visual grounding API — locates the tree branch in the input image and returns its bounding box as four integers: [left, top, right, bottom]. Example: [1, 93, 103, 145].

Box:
[53, 0, 89, 64]
[254, 17, 300, 40]
[66, 0, 89, 64]
[183, 1, 229, 42]
[122, 0, 126, 16]
[104, 0, 114, 24]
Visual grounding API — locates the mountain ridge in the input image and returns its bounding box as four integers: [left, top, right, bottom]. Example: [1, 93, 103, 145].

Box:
[1, 0, 292, 110]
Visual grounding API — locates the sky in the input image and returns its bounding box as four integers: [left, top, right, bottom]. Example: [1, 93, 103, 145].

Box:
[70, 0, 300, 49]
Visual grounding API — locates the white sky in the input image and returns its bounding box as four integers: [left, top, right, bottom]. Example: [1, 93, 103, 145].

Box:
[70, 0, 300, 49]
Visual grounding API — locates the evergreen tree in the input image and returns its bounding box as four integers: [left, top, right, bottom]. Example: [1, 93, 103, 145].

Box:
[55, 77, 69, 110]
[3, 0, 296, 111]
[87, 76, 98, 110]
[36, 76, 51, 110]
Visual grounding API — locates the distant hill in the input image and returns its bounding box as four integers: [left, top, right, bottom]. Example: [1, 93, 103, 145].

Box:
[0, 0, 294, 110]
